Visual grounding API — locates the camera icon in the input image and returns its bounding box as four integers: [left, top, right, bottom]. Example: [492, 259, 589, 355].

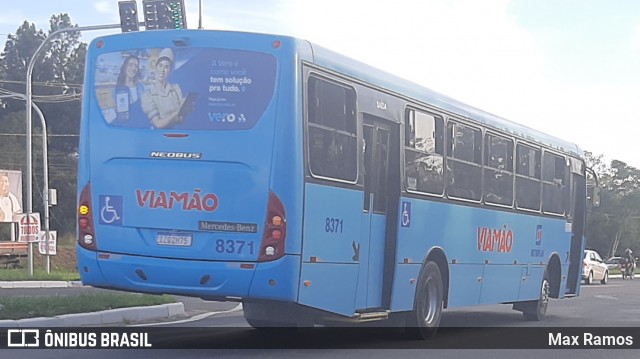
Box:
[7, 329, 40, 347]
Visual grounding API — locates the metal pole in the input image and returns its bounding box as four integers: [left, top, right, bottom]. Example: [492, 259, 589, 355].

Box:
[25, 23, 121, 276]
[32, 104, 50, 273]
[198, 0, 204, 29]
[1, 93, 49, 273]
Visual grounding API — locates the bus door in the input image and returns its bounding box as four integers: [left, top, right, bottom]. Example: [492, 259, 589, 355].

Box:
[356, 115, 399, 310]
[566, 161, 586, 295]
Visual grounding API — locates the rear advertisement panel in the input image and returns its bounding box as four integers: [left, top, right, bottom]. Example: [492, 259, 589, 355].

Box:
[93, 47, 277, 131]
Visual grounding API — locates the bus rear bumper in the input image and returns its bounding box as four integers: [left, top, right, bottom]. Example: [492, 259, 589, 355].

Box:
[76, 245, 299, 300]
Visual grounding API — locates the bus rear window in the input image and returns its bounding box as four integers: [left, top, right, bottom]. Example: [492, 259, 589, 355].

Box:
[93, 47, 276, 130]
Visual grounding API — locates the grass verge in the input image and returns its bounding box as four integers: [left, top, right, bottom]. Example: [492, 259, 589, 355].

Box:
[0, 293, 176, 320]
[0, 268, 79, 281]
[608, 268, 640, 275]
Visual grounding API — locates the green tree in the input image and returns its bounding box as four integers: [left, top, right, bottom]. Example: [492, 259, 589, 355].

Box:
[0, 14, 86, 237]
[585, 152, 640, 258]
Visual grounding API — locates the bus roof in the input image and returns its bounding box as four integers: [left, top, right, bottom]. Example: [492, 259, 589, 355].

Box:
[302, 40, 583, 158]
[88, 29, 581, 158]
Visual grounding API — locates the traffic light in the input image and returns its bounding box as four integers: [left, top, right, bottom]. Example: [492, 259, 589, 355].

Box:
[118, 0, 140, 32]
[142, 0, 187, 30]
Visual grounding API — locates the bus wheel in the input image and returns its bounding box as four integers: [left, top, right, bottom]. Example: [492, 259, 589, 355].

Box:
[522, 272, 550, 321]
[406, 261, 443, 339]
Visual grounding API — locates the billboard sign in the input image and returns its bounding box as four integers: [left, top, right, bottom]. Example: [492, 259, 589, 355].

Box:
[38, 230, 57, 255]
[0, 170, 22, 223]
[15, 213, 41, 243]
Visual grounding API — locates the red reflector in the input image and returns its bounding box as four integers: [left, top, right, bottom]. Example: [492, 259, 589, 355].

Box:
[272, 40, 281, 49]
[163, 133, 189, 138]
[98, 253, 110, 259]
[79, 218, 89, 229]
[96, 40, 104, 48]
[240, 263, 255, 269]
[272, 230, 282, 240]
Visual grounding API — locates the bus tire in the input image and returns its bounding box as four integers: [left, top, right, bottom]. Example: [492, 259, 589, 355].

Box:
[406, 261, 443, 339]
[522, 271, 550, 321]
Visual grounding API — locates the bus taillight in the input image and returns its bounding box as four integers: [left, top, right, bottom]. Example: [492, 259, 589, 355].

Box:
[78, 182, 97, 251]
[258, 191, 286, 262]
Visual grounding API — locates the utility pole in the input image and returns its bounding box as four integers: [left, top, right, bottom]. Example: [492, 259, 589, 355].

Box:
[24, 23, 121, 275]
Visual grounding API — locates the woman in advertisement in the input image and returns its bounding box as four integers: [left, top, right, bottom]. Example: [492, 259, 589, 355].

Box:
[114, 54, 145, 123]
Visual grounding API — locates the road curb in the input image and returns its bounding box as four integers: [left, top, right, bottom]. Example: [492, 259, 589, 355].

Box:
[0, 302, 185, 327]
[0, 281, 83, 289]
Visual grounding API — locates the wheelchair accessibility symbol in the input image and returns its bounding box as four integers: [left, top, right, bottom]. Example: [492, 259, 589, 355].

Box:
[401, 201, 411, 227]
[99, 195, 123, 225]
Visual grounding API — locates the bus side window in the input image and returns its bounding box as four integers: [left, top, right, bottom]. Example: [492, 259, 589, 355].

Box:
[404, 109, 444, 195]
[484, 133, 514, 206]
[446, 121, 482, 201]
[542, 152, 567, 215]
[307, 76, 357, 182]
[515, 144, 542, 211]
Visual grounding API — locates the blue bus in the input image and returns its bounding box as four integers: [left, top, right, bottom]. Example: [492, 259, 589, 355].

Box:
[77, 29, 595, 336]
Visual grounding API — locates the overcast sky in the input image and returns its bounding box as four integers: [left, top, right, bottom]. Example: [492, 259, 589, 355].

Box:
[1, 0, 639, 168]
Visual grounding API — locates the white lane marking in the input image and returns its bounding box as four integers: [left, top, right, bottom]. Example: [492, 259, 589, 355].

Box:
[128, 303, 244, 327]
[594, 295, 618, 300]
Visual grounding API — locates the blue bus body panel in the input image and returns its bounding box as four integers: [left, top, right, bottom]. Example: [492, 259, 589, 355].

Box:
[78, 244, 299, 300]
[248, 256, 301, 301]
[366, 213, 386, 308]
[446, 264, 484, 307]
[393, 197, 571, 308]
[390, 263, 421, 311]
[298, 183, 362, 315]
[298, 262, 359, 316]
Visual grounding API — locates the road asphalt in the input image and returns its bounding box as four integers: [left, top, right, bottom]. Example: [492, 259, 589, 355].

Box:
[0, 274, 628, 327]
[0, 281, 241, 327]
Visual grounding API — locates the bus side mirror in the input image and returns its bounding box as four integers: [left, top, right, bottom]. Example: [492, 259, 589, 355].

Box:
[586, 166, 600, 208]
[587, 186, 601, 207]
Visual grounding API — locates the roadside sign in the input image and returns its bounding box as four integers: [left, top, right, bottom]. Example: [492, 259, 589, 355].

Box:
[38, 230, 57, 255]
[14, 213, 41, 243]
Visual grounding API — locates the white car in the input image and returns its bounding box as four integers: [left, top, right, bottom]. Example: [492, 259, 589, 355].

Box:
[583, 249, 609, 284]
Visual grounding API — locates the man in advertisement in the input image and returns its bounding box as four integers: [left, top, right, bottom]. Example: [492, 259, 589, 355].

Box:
[142, 48, 195, 129]
[0, 171, 21, 222]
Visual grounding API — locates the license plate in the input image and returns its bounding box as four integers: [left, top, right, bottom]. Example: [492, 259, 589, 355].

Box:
[156, 232, 192, 247]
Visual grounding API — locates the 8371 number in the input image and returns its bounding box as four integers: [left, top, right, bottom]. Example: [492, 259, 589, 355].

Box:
[325, 217, 344, 233]
[215, 239, 254, 254]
